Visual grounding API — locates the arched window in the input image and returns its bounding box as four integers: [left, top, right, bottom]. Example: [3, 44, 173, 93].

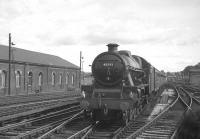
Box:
[38, 72, 43, 86]
[66, 74, 69, 85]
[71, 74, 75, 85]
[28, 72, 33, 86]
[52, 72, 56, 86]
[0, 70, 6, 88]
[59, 74, 62, 85]
[16, 71, 21, 88]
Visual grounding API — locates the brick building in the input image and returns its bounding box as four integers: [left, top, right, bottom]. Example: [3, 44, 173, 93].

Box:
[188, 69, 200, 86]
[81, 72, 93, 85]
[0, 44, 80, 96]
[182, 63, 200, 86]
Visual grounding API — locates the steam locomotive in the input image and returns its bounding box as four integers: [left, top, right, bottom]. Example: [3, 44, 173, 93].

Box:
[80, 43, 166, 125]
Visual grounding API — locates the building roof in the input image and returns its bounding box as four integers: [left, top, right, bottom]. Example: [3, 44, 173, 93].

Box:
[0, 44, 79, 69]
[182, 63, 200, 74]
[189, 69, 200, 72]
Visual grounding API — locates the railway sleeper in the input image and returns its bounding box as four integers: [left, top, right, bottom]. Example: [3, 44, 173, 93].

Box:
[61, 130, 76, 134]
[90, 131, 113, 137]
[140, 132, 171, 137]
[154, 122, 177, 127]
[149, 125, 175, 129]
[149, 127, 175, 131]
[137, 136, 169, 139]
[0, 131, 19, 136]
[144, 130, 173, 135]
[51, 132, 75, 138]
[88, 136, 111, 139]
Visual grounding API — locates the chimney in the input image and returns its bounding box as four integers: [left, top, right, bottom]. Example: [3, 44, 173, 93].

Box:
[107, 43, 119, 52]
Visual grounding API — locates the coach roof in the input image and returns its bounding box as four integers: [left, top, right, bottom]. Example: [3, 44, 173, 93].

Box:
[0, 44, 79, 69]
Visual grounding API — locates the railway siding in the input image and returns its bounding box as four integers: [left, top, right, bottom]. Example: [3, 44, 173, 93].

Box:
[1, 83, 197, 139]
[0, 104, 82, 139]
[38, 110, 94, 139]
[127, 84, 200, 139]
[0, 97, 80, 126]
[0, 92, 80, 107]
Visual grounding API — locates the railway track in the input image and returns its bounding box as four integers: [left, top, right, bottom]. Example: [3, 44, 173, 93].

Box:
[116, 84, 199, 139]
[16, 84, 198, 139]
[0, 96, 80, 117]
[0, 104, 82, 139]
[38, 111, 94, 139]
[81, 121, 122, 139]
[128, 86, 189, 139]
[179, 86, 200, 112]
[0, 97, 80, 126]
[113, 87, 178, 139]
[131, 111, 182, 139]
[77, 88, 175, 139]
[182, 85, 200, 101]
[38, 86, 178, 139]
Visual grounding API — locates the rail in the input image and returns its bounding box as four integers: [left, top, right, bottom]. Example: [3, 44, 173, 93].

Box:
[177, 87, 192, 111]
[67, 124, 93, 139]
[181, 87, 200, 104]
[170, 83, 200, 139]
[38, 110, 84, 139]
[80, 121, 99, 139]
[125, 86, 179, 139]
[0, 105, 80, 133]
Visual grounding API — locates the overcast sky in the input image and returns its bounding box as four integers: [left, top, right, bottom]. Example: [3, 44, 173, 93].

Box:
[0, 0, 200, 72]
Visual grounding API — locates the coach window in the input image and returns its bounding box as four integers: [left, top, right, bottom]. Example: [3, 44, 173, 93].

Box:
[16, 71, 21, 88]
[28, 72, 33, 86]
[52, 72, 56, 86]
[38, 72, 43, 86]
[0, 70, 6, 88]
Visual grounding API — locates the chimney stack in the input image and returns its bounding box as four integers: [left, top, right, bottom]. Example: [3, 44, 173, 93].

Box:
[107, 43, 119, 52]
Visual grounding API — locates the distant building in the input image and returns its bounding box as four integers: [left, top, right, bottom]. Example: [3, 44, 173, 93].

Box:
[189, 69, 200, 86]
[166, 72, 176, 82]
[81, 72, 93, 85]
[166, 71, 184, 82]
[182, 63, 200, 86]
[0, 44, 80, 96]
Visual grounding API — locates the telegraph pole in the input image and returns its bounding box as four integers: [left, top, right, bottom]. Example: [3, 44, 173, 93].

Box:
[8, 33, 15, 95]
[82, 60, 84, 83]
[79, 51, 83, 88]
[79, 51, 82, 88]
[8, 33, 11, 95]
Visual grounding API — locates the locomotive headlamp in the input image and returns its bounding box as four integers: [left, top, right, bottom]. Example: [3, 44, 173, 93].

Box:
[80, 100, 89, 109]
[129, 92, 134, 98]
[120, 102, 129, 111]
[122, 80, 125, 86]
[82, 91, 86, 98]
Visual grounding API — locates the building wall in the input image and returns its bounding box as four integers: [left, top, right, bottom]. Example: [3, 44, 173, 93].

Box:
[80, 72, 93, 85]
[0, 61, 80, 96]
[190, 72, 200, 86]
